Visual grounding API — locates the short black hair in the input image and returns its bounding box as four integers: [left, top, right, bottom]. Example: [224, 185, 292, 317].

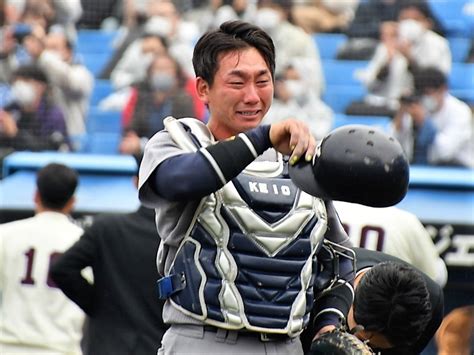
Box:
[413, 67, 447, 93]
[13, 64, 49, 84]
[192, 20, 275, 87]
[353, 262, 432, 349]
[36, 163, 78, 210]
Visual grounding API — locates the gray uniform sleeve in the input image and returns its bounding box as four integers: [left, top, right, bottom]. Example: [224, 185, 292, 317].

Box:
[138, 130, 183, 208]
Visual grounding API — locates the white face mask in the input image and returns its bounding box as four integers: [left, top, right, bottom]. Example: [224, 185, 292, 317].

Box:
[151, 72, 176, 92]
[144, 16, 173, 37]
[398, 19, 425, 43]
[421, 94, 438, 113]
[11, 80, 37, 108]
[47, 49, 66, 63]
[285, 79, 307, 104]
[255, 8, 281, 33]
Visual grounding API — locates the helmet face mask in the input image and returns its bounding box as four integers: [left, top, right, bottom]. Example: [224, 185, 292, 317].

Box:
[289, 125, 409, 207]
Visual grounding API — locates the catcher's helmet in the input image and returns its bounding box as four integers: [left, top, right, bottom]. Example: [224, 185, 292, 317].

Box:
[289, 125, 409, 207]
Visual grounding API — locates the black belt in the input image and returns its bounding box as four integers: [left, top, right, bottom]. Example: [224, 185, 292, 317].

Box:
[203, 325, 292, 342]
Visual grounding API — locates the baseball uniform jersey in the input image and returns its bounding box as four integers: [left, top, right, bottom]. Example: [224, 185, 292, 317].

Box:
[0, 212, 85, 354]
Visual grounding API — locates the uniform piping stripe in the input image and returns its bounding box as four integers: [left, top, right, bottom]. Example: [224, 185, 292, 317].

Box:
[200, 148, 227, 185]
[314, 308, 345, 321]
[238, 133, 258, 158]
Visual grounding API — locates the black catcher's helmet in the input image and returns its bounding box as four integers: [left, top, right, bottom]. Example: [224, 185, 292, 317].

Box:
[289, 125, 409, 207]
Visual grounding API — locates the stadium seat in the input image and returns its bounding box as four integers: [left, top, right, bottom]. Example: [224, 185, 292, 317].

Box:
[313, 33, 347, 60]
[428, 0, 472, 37]
[333, 113, 392, 132]
[448, 37, 471, 63]
[322, 85, 366, 113]
[81, 52, 111, 77]
[322, 59, 368, 86]
[449, 62, 474, 104]
[87, 106, 122, 134]
[75, 30, 118, 77]
[83, 132, 121, 155]
[90, 79, 114, 106]
[76, 29, 118, 54]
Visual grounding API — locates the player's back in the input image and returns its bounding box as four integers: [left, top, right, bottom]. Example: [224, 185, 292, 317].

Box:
[0, 212, 84, 354]
[333, 201, 447, 286]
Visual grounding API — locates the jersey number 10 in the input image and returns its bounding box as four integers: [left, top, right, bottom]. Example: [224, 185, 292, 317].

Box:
[21, 247, 62, 288]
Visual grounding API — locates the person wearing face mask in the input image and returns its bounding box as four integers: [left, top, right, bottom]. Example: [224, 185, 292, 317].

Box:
[254, 0, 325, 98]
[396, 4, 451, 75]
[212, 0, 257, 29]
[108, 0, 199, 88]
[20, 27, 94, 139]
[0, 64, 70, 157]
[347, 3, 451, 118]
[265, 63, 333, 141]
[349, 20, 412, 117]
[110, 32, 169, 90]
[119, 53, 196, 156]
[392, 67, 473, 168]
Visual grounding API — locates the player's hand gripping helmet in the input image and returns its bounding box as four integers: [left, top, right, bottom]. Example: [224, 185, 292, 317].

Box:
[289, 125, 409, 207]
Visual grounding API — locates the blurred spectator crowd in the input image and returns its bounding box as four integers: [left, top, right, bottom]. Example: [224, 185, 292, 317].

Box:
[0, 0, 473, 168]
[0, 1, 473, 354]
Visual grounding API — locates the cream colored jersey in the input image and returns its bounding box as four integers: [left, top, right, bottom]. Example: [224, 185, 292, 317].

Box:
[334, 201, 448, 287]
[0, 212, 84, 354]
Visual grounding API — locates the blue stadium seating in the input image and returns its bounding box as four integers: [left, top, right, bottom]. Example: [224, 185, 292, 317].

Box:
[83, 132, 121, 155]
[333, 113, 392, 132]
[322, 85, 366, 113]
[90, 79, 114, 106]
[448, 36, 472, 62]
[449, 62, 474, 103]
[428, 0, 473, 37]
[75, 30, 118, 77]
[86, 106, 122, 134]
[81, 53, 111, 77]
[322, 59, 368, 86]
[76, 30, 118, 54]
[313, 33, 347, 60]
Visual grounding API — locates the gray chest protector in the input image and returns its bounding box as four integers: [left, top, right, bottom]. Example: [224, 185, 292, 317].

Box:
[164, 117, 328, 336]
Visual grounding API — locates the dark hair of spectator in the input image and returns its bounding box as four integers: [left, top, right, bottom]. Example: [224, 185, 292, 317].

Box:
[36, 163, 78, 210]
[13, 64, 49, 84]
[353, 262, 432, 349]
[141, 32, 169, 50]
[192, 20, 275, 87]
[413, 67, 447, 93]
